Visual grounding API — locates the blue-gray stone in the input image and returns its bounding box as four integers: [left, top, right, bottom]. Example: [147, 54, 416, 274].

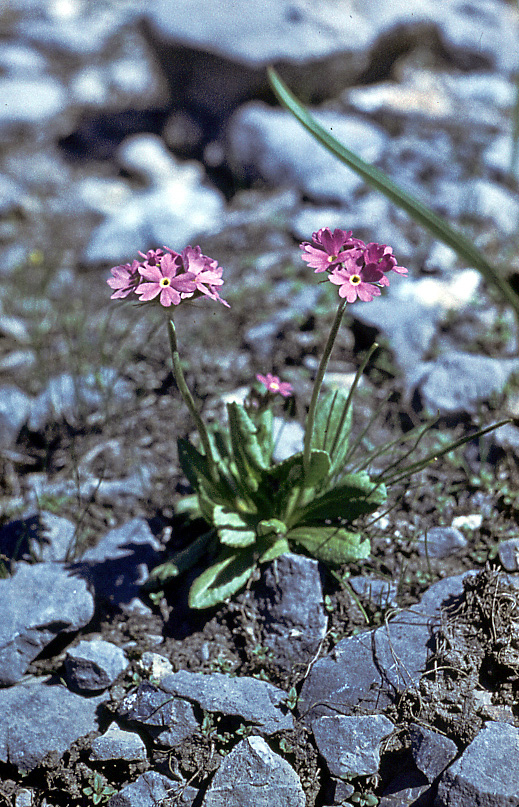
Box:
[65, 639, 129, 691]
[436, 721, 519, 806]
[202, 736, 305, 807]
[160, 670, 293, 734]
[0, 678, 107, 772]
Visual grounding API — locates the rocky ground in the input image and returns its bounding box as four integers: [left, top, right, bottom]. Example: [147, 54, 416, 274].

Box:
[2, 0, 519, 805]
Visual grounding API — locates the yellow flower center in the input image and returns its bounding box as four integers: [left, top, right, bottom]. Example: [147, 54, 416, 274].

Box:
[160, 277, 171, 287]
[327, 254, 337, 262]
[350, 274, 361, 285]
[270, 381, 279, 391]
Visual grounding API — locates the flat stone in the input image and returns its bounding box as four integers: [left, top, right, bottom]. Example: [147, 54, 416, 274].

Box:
[348, 576, 398, 609]
[76, 518, 162, 613]
[90, 723, 147, 763]
[255, 553, 328, 672]
[299, 574, 471, 721]
[0, 78, 67, 135]
[0, 386, 32, 448]
[160, 670, 293, 734]
[436, 721, 519, 806]
[414, 352, 519, 416]
[409, 724, 458, 782]
[228, 102, 387, 205]
[117, 681, 198, 748]
[312, 714, 394, 778]
[379, 764, 433, 806]
[202, 736, 305, 807]
[28, 369, 133, 431]
[416, 527, 468, 559]
[498, 538, 519, 572]
[83, 134, 225, 265]
[108, 771, 178, 807]
[65, 639, 129, 691]
[0, 561, 94, 686]
[0, 678, 107, 772]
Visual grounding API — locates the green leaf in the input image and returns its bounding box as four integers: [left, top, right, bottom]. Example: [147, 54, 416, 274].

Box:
[267, 66, 519, 319]
[312, 389, 352, 477]
[228, 402, 268, 476]
[263, 449, 331, 492]
[257, 518, 287, 537]
[288, 526, 371, 565]
[143, 531, 213, 589]
[259, 536, 290, 563]
[188, 547, 257, 609]
[213, 505, 257, 547]
[298, 472, 387, 524]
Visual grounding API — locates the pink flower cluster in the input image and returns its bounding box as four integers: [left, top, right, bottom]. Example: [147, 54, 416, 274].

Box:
[107, 246, 229, 308]
[300, 228, 407, 303]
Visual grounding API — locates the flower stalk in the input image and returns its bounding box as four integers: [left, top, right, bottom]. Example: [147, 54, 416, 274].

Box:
[303, 297, 346, 480]
[168, 318, 218, 482]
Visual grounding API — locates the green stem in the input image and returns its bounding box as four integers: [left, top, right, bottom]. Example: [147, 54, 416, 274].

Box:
[168, 318, 218, 481]
[303, 298, 347, 480]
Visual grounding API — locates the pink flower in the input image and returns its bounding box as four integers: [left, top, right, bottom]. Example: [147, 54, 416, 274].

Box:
[138, 248, 166, 266]
[180, 246, 230, 307]
[256, 373, 293, 398]
[328, 263, 384, 303]
[364, 243, 408, 276]
[300, 228, 363, 273]
[135, 253, 196, 307]
[107, 260, 141, 299]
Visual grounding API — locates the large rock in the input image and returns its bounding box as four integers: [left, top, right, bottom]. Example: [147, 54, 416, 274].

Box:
[160, 670, 293, 734]
[227, 102, 387, 204]
[255, 553, 328, 672]
[413, 352, 519, 416]
[298, 573, 472, 721]
[202, 736, 305, 807]
[0, 678, 107, 772]
[436, 721, 519, 806]
[83, 134, 226, 265]
[0, 562, 94, 686]
[312, 714, 394, 778]
[77, 518, 162, 613]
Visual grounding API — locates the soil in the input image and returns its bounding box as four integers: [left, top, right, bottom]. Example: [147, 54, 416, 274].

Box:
[1, 198, 519, 805]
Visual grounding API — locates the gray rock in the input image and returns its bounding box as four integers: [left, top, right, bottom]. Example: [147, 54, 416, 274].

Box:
[413, 352, 519, 416]
[255, 553, 328, 672]
[272, 419, 305, 462]
[410, 724, 458, 782]
[348, 576, 398, 609]
[379, 765, 433, 806]
[0, 42, 48, 75]
[498, 538, 519, 572]
[28, 369, 133, 431]
[202, 736, 305, 807]
[436, 721, 519, 806]
[0, 386, 32, 448]
[492, 423, 519, 453]
[228, 102, 387, 204]
[0, 677, 107, 772]
[465, 179, 519, 237]
[416, 527, 468, 560]
[83, 134, 225, 265]
[0, 78, 68, 138]
[118, 681, 198, 748]
[160, 670, 293, 734]
[136, 651, 174, 682]
[312, 714, 394, 778]
[90, 723, 147, 763]
[77, 518, 162, 613]
[0, 510, 76, 565]
[65, 639, 129, 691]
[351, 295, 442, 377]
[0, 561, 94, 686]
[108, 771, 177, 807]
[299, 574, 471, 721]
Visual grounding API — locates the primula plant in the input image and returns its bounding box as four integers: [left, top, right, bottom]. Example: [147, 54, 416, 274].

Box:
[107, 231, 501, 609]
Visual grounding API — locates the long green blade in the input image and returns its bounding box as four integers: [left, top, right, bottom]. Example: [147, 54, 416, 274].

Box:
[267, 66, 519, 317]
